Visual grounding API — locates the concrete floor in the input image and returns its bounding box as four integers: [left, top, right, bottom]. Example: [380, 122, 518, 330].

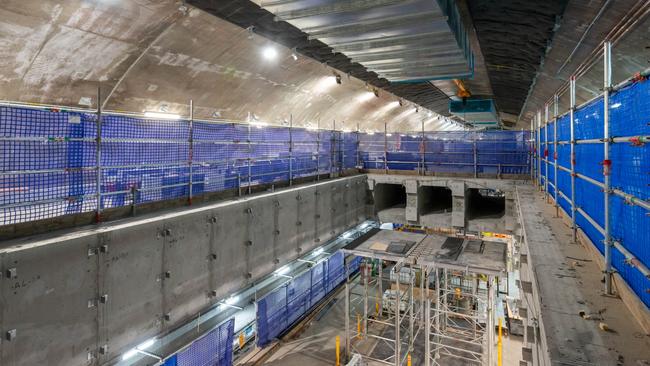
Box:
[525, 188, 650, 365]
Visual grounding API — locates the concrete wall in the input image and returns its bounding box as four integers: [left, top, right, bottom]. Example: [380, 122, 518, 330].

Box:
[0, 175, 369, 366]
[367, 174, 524, 233]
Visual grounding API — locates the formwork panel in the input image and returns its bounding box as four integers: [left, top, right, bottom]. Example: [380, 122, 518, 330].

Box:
[102, 222, 165, 360]
[0, 236, 98, 366]
[162, 213, 212, 326]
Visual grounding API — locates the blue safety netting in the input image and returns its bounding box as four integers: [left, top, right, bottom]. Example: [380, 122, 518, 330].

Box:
[163, 318, 234, 366]
[538, 79, 650, 308]
[358, 130, 531, 175]
[0, 107, 353, 225]
[256, 252, 360, 347]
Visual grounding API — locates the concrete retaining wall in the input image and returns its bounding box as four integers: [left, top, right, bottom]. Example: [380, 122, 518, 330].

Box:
[0, 175, 369, 366]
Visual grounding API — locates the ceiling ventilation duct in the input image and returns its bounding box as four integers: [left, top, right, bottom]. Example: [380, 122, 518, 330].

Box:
[261, 0, 474, 83]
[449, 99, 498, 128]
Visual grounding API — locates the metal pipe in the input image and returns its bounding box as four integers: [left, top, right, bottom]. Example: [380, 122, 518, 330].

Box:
[188, 99, 194, 205]
[421, 118, 425, 176]
[395, 266, 401, 366]
[473, 132, 478, 178]
[570, 76, 577, 242]
[384, 122, 388, 174]
[555, 0, 613, 75]
[603, 41, 613, 295]
[95, 85, 103, 223]
[544, 107, 549, 197]
[289, 114, 293, 186]
[554, 94, 559, 217]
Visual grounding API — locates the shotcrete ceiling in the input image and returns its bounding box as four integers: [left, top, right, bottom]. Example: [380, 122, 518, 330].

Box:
[466, 0, 569, 118]
[187, 0, 453, 115]
[0, 0, 459, 132]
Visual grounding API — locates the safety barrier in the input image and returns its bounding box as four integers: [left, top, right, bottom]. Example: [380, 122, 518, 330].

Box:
[0, 106, 355, 226]
[358, 130, 531, 176]
[536, 64, 650, 308]
[162, 318, 234, 366]
[256, 251, 362, 347]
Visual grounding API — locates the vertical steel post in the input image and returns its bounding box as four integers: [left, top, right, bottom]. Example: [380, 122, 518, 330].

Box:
[331, 119, 335, 177]
[544, 104, 549, 200]
[424, 270, 431, 366]
[356, 122, 360, 169]
[570, 76, 577, 242]
[530, 119, 534, 183]
[289, 114, 293, 186]
[395, 266, 401, 366]
[384, 122, 388, 174]
[95, 85, 103, 223]
[487, 276, 495, 366]
[421, 118, 425, 176]
[603, 41, 613, 294]
[378, 259, 383, 315]
[247, 118, 252, 195]
[317, 119, 321, 182]
[554, 94, 559, 216]
[188, 100, 194, 205]
[473, 132, 478, 178]
[345, 279, 350, 360]
[363, 262, 368, 336]
[537, 109, 544, 191]
[433, 266, 440, 361]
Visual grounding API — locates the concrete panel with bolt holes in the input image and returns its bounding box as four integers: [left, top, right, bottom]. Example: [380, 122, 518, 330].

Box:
[0, 175, 368, 366]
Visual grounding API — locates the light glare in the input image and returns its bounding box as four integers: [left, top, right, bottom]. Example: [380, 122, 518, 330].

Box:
[263, 46, 278, 60]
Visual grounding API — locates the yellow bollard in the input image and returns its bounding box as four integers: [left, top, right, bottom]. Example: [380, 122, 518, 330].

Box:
[407, 354, 412, 366]
[498, 318, 503, 366]
[357, 313, 362, 339]
[335, 335, 340, 366]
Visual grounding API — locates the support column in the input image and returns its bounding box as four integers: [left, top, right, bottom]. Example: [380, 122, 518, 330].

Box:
[553, 94, 559, 217]
[421, 118, 426, 176]
[603, 41, 613, 295]
[95, 85, 103, 223]
[384, 122, 388, 174]
[345, 279, 350, 361]
[395, 266, 401, 366]
[289, 114, 293, 186]
[544, 104, 549, 200]
[188, 99, 194, 205]
[570, 76, 577, 242]
[487, 276, 495, 366]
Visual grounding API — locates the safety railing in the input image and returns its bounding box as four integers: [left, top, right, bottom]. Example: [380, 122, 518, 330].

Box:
[534, 40, 650, 307]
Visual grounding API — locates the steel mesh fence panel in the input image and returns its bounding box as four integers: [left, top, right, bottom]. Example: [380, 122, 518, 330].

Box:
[1, 107, 98, 224]
[170, 318, 234, 366]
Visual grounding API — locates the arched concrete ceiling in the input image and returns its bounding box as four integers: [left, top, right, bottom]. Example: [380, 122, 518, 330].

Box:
[0, 1, 459, 132]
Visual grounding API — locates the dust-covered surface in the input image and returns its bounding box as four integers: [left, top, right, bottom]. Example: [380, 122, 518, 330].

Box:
[520, 186, 650, 364]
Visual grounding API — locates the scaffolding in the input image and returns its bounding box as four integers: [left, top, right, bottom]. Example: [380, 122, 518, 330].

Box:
[341, 230, 505, 366]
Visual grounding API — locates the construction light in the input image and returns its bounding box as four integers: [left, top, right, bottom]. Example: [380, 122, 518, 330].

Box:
[275, 266, 291, 275]
[144, 111, 180, 120]
[225, 295, 240, 305]
[262, 46, 278, 60]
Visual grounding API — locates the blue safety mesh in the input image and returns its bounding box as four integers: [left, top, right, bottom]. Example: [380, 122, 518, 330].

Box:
[1, 107, 352, 225]
[256, 251, 349, 347]
[537, 80, 650, 308]
[163, 318, 234, 366]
